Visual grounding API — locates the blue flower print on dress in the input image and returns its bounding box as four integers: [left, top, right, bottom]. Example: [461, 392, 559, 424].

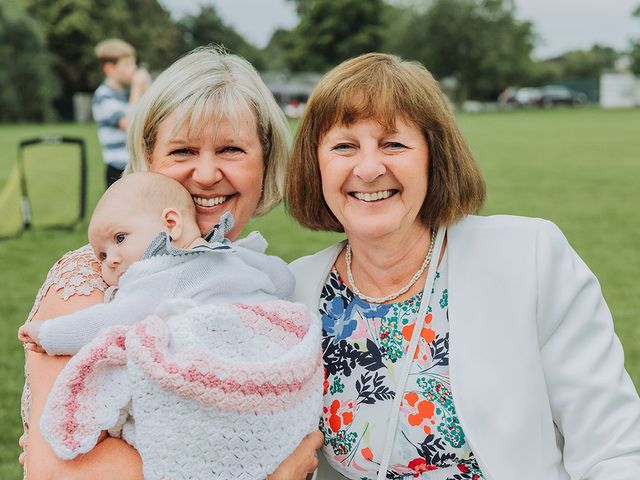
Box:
[348, 296, 391, 321]
[322, 296, 358, 342]
[322, 296, 391, 344]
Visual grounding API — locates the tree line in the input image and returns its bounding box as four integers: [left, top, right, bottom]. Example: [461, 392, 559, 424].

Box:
[1, 0, 639, 122]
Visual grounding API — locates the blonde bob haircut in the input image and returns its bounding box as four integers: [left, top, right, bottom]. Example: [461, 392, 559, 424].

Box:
[126, 45, 291, 217]
[286, 52, 485, 231]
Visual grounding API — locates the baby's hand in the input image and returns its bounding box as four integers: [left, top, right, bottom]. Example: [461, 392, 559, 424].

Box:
[18, 320, 46, 353]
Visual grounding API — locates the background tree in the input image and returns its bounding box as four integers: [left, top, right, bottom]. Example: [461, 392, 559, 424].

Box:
[561, 45, 618, 78]
[391, 0, 535, 103]
[263, 28, 296, 71]
[107, 0, 183, 74]
[527, 59, 563, 86]
[630, 4, 640, 75]
[282, 0, 385, 72]
[178, 5, 265, 71]
[19, 0, 182, 96]
[529, 44, 619, 87]
[381, 2, 418, 55]
[0, 0, 58, 122]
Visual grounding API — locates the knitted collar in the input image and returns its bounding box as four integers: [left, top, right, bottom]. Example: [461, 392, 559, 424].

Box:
[142, 211, 234, 260]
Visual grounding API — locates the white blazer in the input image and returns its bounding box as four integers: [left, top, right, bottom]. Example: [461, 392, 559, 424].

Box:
[290, 215, 640, 480]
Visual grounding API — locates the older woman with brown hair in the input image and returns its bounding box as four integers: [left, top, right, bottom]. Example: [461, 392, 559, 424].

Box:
[286, 53, 640, 480]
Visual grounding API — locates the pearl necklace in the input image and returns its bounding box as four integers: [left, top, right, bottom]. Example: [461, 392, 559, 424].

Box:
[345, 230, 437, 304]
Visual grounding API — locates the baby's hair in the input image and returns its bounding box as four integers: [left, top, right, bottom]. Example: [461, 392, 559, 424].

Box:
[95, 172, 196, 220]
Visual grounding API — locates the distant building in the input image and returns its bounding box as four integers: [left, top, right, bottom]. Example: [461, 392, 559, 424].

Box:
[600, 73, 640, 108]
[261, 72, 321, 118]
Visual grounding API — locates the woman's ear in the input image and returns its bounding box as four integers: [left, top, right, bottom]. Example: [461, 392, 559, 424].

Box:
[162, 208, 182, 241]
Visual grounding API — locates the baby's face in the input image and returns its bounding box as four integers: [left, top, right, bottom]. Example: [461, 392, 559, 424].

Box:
[88, 209, 167, 286]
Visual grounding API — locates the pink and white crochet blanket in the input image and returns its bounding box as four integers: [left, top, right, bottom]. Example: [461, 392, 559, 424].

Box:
[41, 299, 323, 480]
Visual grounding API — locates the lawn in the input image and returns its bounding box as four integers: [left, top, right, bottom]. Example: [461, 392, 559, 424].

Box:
[0, 107, 638, 478]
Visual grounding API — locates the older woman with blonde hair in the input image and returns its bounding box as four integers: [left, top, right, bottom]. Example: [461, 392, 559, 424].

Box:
[286, 52, 640, 479]
[20, 46, 321, 480]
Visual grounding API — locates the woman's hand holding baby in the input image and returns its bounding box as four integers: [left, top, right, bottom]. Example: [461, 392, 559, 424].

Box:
[267, 430, 323, 480]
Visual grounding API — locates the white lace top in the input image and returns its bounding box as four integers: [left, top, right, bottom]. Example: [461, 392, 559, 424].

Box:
[21, 245, 107, 477]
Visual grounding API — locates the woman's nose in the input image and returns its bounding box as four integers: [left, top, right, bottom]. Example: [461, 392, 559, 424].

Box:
[192, 154, 224, 186]
[353, 150, 386, 182]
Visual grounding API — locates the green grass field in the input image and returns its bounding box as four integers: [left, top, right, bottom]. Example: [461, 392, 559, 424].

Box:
[1, 107, 638, 478]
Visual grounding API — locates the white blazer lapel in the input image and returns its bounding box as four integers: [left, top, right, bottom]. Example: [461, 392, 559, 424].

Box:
[447, 217, 559, 480]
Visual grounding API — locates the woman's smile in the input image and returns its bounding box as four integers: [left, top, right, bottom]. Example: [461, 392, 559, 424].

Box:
[191, 194, 229, 207]
[349, 189, 399, 202]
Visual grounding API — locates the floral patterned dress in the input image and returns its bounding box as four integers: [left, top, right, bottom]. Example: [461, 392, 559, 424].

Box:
[319, 250, 484, 480]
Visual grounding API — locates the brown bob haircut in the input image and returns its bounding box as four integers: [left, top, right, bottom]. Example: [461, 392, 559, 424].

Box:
[285, 52, 485, 232]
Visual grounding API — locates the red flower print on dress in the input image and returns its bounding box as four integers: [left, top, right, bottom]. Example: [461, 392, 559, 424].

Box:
[403, 391, 435, 435]
[323, 399, 355, 433]
[323, 368, 329, 395]
[457, 464, 480, 479]
[402, 314, 435, 361]
[407, 457, 438, 477]
[361, 447, 373, 461]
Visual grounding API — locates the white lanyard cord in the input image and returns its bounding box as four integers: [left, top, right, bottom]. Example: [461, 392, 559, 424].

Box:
[375, 228, 446, 480]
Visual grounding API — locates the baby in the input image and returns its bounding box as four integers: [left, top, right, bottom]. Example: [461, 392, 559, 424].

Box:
[19, 172, 297, 354]
[18, 172, 322, 480]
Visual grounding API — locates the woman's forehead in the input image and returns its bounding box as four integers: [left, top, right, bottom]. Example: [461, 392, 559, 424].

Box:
[165, 101, 258, 141]
[320, 96, 413, 135]
[320, 111, 419, 138]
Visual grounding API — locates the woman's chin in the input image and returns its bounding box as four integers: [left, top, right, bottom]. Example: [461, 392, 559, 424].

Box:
[345, 221, 404, 242]
[197, 214, 223, 236]
[195, 203, 232, 234]
[343, 213, 427, 244]
[196, 213, 246, 240]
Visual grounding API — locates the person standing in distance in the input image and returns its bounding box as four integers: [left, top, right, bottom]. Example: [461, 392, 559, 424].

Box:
[93, 39, 151, 188]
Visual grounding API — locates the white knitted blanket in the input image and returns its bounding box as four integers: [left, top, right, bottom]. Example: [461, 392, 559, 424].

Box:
[41, 299, 323, 480]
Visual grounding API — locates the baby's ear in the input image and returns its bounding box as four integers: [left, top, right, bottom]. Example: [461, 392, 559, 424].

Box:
[162, 208, 182, 241]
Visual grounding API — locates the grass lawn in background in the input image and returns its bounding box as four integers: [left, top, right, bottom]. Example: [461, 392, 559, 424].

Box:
[0, 107, 638, 478]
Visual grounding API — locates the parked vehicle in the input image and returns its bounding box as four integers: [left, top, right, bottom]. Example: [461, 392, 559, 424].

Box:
[537, 85, 588, 107]
[513, 87, 543, 107]
[498, 87, 541, 107]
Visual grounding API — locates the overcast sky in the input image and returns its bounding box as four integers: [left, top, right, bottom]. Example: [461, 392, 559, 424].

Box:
[159, 0, 639, 59]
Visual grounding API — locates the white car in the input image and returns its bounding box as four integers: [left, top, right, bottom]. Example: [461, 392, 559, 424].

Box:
[512, 87, 542, 107]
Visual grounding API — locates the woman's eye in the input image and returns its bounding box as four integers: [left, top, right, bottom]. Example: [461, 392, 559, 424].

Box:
[332, 143, 355, 153]
[169, 148, 195, 156]
[115, 234, 126, 244]
[218, 146, 244, 154]
[385, 142, 407, 150]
